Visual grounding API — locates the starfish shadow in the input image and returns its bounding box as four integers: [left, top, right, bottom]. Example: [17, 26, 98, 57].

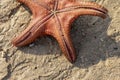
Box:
[72, 15, 120, 68]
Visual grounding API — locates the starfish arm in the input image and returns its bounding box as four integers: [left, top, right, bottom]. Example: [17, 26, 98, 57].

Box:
[12, 13, 53, 47]
[45, 16, 76, 63]
[55, 32, 76, 63]
[58, 0, 108, 18]
[53, 0, 59, 11]
[12, 20, 44, 47]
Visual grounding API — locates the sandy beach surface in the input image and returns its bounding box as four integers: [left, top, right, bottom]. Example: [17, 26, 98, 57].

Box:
[0, 0, 120, 80]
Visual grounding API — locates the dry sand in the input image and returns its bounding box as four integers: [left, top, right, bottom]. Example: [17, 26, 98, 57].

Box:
[0, 0, 120, 80]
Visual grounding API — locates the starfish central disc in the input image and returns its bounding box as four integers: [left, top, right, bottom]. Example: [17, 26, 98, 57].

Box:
[51, 10, 58, 14]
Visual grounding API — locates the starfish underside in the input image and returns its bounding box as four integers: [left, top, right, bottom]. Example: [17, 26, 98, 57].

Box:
[12, 0, 108, 63]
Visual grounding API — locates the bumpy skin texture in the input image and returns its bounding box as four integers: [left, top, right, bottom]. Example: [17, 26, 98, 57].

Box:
[12, 0, 108, 63]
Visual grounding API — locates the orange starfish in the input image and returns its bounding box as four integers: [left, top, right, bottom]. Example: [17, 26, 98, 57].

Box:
[12, 0, 108, 63]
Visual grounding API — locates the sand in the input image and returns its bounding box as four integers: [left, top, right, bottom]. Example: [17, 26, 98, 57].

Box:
[0, 0, 120, 80]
